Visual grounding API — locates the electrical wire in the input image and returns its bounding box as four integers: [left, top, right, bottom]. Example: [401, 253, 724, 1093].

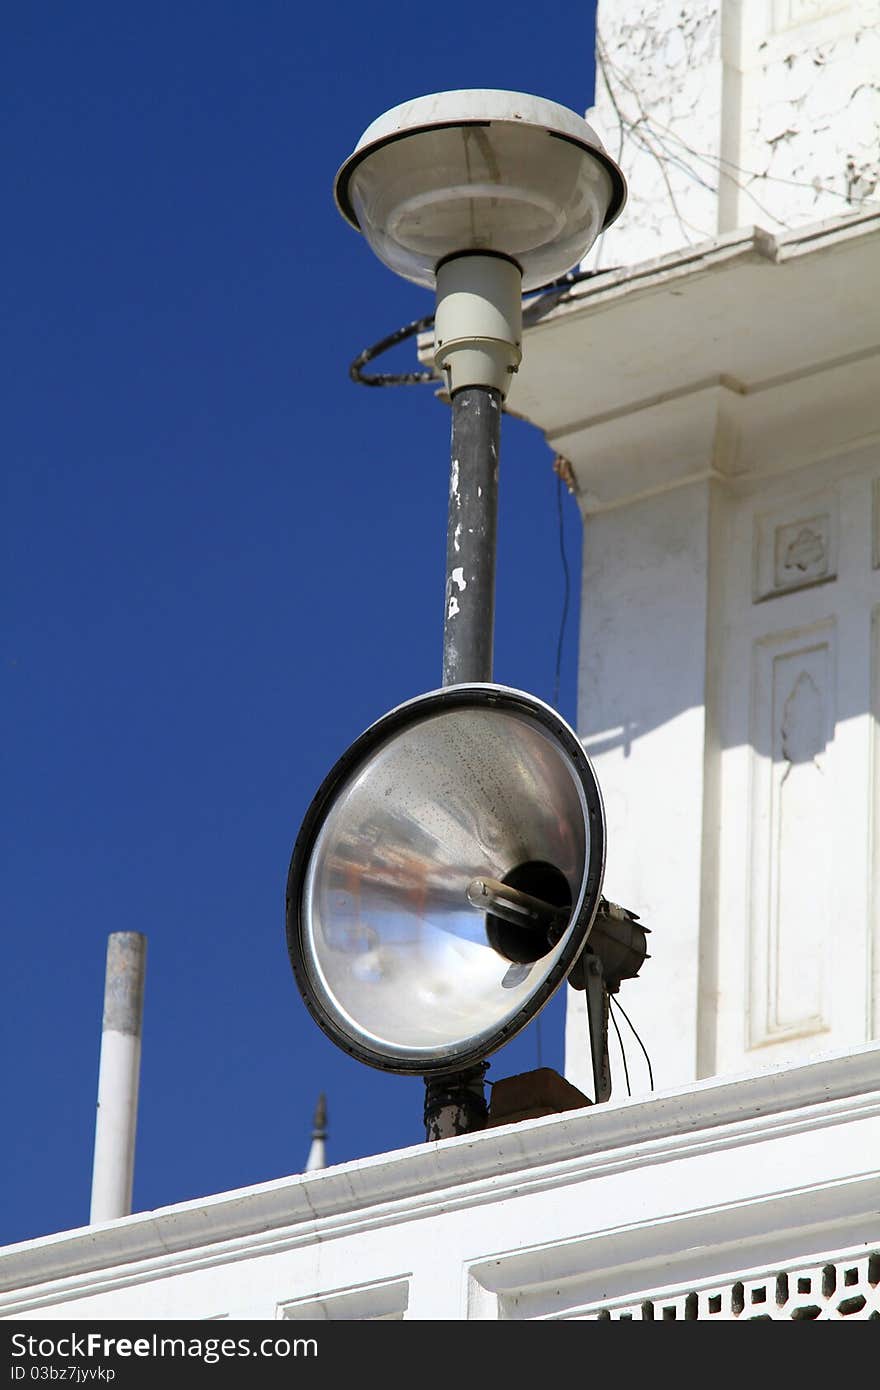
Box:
[349, 312, 438, 387]
[348, 267, 616, 388]
[610, 994, 654, 1091]
[552, 470, 572, 711]
[608, 1001, 631, 1097]
[536, 465, 577, 1069]
[597, 39, 708, 244]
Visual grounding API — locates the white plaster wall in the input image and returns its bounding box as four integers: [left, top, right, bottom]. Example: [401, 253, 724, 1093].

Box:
[570, 443, 880, 1095]
[589, 0, 724, 265]
[588, 0, 880, 267]
[563, 2, 880, 1098]
[568, 482, 717, 1097]
[712, 446, 880, 1077]
[732, 0, 880, 230]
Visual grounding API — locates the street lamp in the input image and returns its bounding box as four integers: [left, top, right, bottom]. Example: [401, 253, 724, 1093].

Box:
[335, 89, 625, 684]
[333, 88, 625, 292]
[287, 90, 637, 1140]
[335, 90, 624, 687]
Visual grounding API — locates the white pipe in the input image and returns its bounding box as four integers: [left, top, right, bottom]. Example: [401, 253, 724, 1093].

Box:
[89, 932, 146, 1224]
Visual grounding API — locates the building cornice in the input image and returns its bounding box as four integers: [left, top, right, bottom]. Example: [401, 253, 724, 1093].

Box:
[1, 1041, 879, 1314]
[419, 209, 880, 510]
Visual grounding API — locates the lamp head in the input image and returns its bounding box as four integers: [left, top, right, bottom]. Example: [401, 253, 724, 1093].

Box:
[334, 89, 626, 292]
[285, 684, 606, 1076]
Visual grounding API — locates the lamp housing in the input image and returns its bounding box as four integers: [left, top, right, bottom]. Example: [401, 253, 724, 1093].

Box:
[285, 684, 606, 1076]
[334, 89, 626, 292]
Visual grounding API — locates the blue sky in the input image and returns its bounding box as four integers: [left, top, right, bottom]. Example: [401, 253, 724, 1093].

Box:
[2, 2, 599, 1245]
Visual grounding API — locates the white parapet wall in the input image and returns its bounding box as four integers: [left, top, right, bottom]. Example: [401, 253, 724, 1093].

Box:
[1, 1043, 879, 1320]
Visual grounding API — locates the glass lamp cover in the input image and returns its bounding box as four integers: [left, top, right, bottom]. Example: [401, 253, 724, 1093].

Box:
[334, 90, 626, 291]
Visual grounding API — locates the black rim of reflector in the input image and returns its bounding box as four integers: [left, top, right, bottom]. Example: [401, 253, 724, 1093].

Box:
[285, 683, 606, 1076]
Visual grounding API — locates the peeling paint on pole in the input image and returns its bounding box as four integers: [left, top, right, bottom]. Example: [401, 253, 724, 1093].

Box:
[441, 386, 501, 687]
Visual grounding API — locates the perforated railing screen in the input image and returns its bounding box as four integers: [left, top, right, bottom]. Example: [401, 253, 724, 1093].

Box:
[574, 1252, 880, 1320]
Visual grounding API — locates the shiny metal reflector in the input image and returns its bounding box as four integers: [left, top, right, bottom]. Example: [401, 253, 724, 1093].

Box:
[286, 684, 605, 1075]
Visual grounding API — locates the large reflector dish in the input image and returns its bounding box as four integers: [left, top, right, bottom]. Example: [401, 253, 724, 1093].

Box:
[286, 684, 605, 1075]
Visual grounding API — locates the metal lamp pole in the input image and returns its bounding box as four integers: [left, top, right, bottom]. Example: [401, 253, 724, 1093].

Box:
[435, 251, 522, 690]
[441, 385, 501, 687]
[423, 253, 523, 1141]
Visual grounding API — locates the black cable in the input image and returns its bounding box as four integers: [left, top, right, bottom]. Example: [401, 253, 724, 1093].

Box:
[545, 470, 572, 1073]
[610, 995, 654, 1091]
[552, 471, 571, 709]
[348, 267, 619, 387]
[608, 1001, 631, 1097]
[349, 312, 437, 387]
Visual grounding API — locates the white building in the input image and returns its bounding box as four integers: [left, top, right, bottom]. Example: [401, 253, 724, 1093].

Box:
[522, 0, 880, 1099]
[2, 0, 879, 1321]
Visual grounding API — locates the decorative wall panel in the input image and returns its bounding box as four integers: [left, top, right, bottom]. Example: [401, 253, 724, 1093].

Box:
[753, 494, 837, 602]
[748, 622, 836, 1047]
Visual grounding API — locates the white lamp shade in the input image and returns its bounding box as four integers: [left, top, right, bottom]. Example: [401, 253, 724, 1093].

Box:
[334, 90, 626, 291]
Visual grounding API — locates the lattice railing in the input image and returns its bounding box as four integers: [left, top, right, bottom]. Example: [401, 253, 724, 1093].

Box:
[579, 1251, 880, 1320]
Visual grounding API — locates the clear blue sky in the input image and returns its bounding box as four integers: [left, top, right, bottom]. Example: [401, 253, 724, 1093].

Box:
[2, 2, 600, 1245]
